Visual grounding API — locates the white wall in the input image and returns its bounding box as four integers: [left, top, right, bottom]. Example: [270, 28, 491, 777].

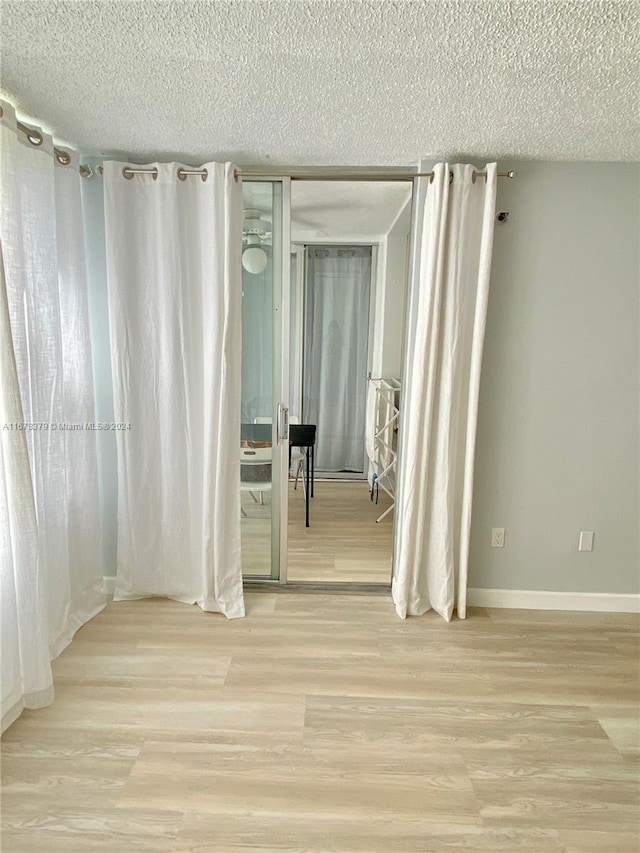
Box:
[469, 162, 639, 594]
[371, 199, 411, 379]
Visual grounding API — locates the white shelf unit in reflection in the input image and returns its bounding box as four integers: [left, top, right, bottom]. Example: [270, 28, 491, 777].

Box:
[369, 378, 401, 523]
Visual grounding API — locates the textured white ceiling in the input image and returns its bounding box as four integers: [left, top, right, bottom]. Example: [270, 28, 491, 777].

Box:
[2, 1, 638, 164]
[290, 182, 412, 241]
[244, 180, 412, 241]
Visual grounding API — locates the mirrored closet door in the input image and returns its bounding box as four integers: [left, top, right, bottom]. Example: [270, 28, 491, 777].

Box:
[239, 177, 412, 587]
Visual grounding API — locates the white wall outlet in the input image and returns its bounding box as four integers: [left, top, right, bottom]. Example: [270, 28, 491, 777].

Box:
[579, 531, 594, 552]
[491, 527, 505, 548]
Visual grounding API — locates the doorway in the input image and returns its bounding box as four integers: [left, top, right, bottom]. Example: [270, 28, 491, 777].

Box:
[240, 177, 412, 587]
[300, 244, 373, 477]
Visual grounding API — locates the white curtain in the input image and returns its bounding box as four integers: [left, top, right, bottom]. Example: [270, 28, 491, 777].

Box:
[0, 101, 104, 732]
[303, 246, 371, 472]
[103, 161, 244, 618]
[393, 162, 497, 621]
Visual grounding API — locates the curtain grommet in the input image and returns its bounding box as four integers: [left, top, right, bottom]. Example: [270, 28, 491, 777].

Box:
[56, 150, 71, 166]
[16, 121, 44, 146]
[177, 168, 208, 182]
[429, 172, 434, 184]
[124, 167, 158, 180]
[471, 170, 476, 184]
[0, 105, 3, 118]
[449, 171, 454, 184]
[27, 129, 43, 147]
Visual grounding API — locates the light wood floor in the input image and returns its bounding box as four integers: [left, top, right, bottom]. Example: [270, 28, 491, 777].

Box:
[1, 595, 638, 851]
[242, 480, 394, 582]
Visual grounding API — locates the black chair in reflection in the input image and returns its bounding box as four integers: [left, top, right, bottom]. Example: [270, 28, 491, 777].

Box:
[289, 424, 316, 528]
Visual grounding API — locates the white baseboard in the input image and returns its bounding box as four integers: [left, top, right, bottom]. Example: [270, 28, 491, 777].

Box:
[468, 587, 640, 613]
[101, 576, 639, 613]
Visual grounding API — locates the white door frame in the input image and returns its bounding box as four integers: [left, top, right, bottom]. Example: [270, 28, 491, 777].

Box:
[240, 176, 291, 584]
[275, 178, 291, 584]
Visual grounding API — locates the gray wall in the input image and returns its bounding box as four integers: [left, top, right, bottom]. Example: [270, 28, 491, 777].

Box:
[469, 162, 639, 593]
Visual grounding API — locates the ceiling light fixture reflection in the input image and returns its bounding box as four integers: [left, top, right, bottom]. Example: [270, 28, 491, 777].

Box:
[242, 235, 268, 274]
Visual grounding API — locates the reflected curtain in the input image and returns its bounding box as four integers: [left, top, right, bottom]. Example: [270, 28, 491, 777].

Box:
[103, 161, 244, 618]
[393, 162, 497, 621]
[0, 101, 104, 732]
[241, 263, 272, 422]
[289, 252, 302, 421]
[241, 252, 300, 423]
[303, 246, 371, 472]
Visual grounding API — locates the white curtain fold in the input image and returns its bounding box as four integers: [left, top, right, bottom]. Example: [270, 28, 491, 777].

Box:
[103, 161, 244, 618]
[0, 248, 54, 732]
[0, 101, 104, 732]
[393, 162, 497, 621]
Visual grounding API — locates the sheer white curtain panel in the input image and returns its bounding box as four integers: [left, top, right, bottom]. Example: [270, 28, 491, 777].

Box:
[0, 250, 53, 732]
[303, 247, 372, 472]
[103, 161, 244, 618]
[0, 101, 104, 732]
[393, 162, 497, 621]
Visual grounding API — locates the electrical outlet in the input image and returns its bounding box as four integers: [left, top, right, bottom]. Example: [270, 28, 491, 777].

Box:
[491, 528, 505, 548]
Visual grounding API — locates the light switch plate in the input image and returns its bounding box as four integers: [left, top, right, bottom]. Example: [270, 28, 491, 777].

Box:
[579, 531, 594, 552]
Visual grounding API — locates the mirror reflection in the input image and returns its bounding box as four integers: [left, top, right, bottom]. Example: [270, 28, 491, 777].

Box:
[240, 179, 412, 583]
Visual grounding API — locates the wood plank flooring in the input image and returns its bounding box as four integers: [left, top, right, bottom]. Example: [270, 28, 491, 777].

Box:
[1, 595, 638, 852]
[287, 479, 393, 582]
[242, 479, 393, 582]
